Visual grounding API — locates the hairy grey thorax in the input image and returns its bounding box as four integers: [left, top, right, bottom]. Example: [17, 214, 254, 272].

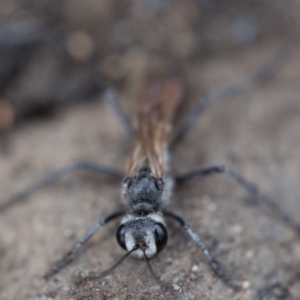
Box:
[122, 166, 173, 211]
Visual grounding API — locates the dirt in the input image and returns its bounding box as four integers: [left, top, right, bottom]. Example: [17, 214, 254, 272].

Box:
[0, 1, 300, 300]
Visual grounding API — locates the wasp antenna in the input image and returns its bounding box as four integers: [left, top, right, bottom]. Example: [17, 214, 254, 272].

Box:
[88, 246, 138, 281]
[143, 249, 159, 283]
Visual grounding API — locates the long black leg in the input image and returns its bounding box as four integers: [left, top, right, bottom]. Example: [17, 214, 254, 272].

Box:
[103, 88, 135, 137]
[0, 161, 124, 212]
[164, 210, 239, 288]
[44, 211, 125, 279]
[175, 165, 300, 237]
[170, 44, 289, 152]
[256, 282, 292, 300]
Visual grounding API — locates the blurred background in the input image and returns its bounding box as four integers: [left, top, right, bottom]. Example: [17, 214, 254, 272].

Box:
[0, 0, 297, 133]
[0, 1, 299, 299]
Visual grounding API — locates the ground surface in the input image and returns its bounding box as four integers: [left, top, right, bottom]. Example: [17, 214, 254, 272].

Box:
[0, 1, 300, 299]
[0, 40, 300, 300]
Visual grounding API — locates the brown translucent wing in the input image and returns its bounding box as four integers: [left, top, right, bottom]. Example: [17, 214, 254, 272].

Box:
[127, 76, 183, 178]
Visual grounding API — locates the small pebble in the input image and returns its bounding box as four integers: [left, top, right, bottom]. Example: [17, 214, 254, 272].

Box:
[230, 224, 243, 234]
[246, 250, 253, 258]
[242, 281, 251, 289]
[191, 265, 200, 272]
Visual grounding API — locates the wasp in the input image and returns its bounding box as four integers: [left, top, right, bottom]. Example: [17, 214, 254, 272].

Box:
[1, 46, 298, 289]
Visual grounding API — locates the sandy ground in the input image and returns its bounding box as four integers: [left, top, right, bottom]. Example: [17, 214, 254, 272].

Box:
[0, 41, 300, 300]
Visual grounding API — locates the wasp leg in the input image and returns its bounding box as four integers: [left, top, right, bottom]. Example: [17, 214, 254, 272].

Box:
[256, 282, 292, 300]
[175, 165, 300, 237]
[170, 44, 289, 152]
[164, 210, 240, 289]
[103, 88, 135, 137]
[44, 211, 125, 279]
[0, 161, 124, 212]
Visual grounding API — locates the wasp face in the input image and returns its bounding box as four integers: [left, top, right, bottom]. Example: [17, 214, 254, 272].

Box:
[116, 214, 168, 259]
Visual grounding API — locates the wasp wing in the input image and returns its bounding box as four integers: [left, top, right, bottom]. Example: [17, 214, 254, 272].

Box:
[127, 76, 183, 178]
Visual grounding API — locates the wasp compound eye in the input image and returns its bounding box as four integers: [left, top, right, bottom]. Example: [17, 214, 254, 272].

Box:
[124, 177, 133, 189]
[153, 223, 168, 252]
[154, 178, 164, 193]
[116, 224, 126, 250]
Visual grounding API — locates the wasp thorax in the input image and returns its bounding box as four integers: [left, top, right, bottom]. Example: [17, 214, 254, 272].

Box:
[123, 167, 164, 209]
